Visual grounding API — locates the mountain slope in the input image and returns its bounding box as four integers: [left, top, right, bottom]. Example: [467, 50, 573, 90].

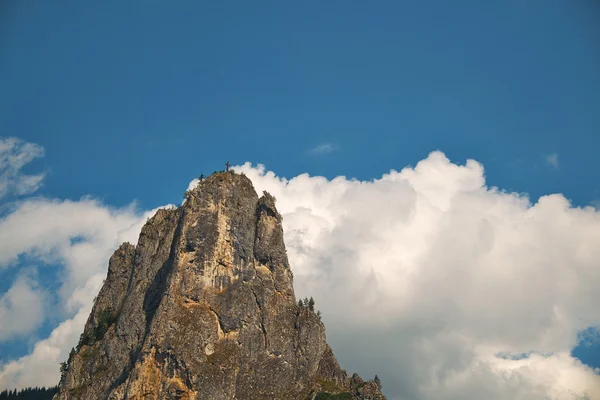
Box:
[56, 171, 385, 400]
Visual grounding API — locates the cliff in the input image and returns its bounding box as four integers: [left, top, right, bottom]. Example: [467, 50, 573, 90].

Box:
[56, 171, 385, 400]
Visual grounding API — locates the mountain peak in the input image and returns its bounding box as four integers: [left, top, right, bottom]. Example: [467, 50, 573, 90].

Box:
[56, 171, 386, 399]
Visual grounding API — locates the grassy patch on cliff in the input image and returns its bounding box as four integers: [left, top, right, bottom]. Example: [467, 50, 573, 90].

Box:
[79, 345, 100, 361]
[316, 378, 344, 393]
[77, 308, 117, 349]
[94, 309, 117, 340]
[313, 378, 352, 400]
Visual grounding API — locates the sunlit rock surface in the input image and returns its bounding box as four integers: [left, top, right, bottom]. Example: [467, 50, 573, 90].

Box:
[56, 171, 385, 400]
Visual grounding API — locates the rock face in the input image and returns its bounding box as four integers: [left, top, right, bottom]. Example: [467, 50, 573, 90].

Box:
[56, 172, 386, 400]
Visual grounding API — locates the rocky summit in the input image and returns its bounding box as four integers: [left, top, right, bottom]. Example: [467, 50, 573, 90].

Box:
[56, 171, 386, 400]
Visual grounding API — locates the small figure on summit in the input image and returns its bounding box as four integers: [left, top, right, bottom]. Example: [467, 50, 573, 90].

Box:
[226, 161, 231, 172]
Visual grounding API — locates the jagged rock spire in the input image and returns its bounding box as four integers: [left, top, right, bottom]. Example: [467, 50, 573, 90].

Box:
[56, 171, 385, 400]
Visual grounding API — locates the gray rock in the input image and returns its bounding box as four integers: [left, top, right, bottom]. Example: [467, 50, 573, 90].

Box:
[56, 171, 385, 400]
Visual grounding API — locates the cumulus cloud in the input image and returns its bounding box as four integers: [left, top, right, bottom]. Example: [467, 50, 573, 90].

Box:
[0, 199, 165, 388]
[0, 137, 175, 389]
[0, 274, 47, 342]
[234, 153, 600, 399]
[0, 200, 166, 388]
[0, 198, 167, 388]
[0, 198, 160, 302]
[0, 137, 174, 389]
[0, 137, 45, 199]
[0, 300, 91, 389]
[308, 143, 337, 155]
[546, 152, 559, 169]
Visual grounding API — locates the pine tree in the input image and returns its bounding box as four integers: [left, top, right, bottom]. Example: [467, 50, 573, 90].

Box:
[308, 297, 315, 311]
[374, 374, 382, 390]
[60, 361, 67, 374]
[0, 386, 58, 400]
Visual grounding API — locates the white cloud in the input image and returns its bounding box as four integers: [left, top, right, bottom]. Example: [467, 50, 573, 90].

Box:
[0, 301, 90, 389]
[2, 150, 600, 398]
[235, 153, 600, 399]
[308, 143, 337, 155]
[0, 197, 167, 389]
[0, 137, 45, 199]
[0, 198, 157, 299]
[0, 137, 167, 389]
[546, 152, 559, 169]
[0, 274, 47, 342]
[187, 178, 200, 192]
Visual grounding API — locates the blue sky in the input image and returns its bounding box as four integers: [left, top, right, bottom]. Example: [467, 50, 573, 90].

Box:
[1, 1, 600, 397]
[2, 0, 599, 209]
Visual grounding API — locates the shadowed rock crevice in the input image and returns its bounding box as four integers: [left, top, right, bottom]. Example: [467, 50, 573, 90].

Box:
[250, 286, 268, 349]
[56, 171, 385, 400]
[143, 257, 173, 335]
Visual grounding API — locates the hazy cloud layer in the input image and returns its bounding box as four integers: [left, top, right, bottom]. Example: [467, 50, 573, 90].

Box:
[546, 152, 559, 169]
[0, 137, 45, 199]
[1, 146, 600, 399]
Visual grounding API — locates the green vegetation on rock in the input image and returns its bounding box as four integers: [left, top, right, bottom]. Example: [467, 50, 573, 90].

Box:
[94, 309, 117, 340]
[315, 392, 353, 400]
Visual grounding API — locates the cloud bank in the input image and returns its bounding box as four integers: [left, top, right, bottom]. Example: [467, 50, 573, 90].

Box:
[234, 154, 600, 399]
[1, 141, 599, 399]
